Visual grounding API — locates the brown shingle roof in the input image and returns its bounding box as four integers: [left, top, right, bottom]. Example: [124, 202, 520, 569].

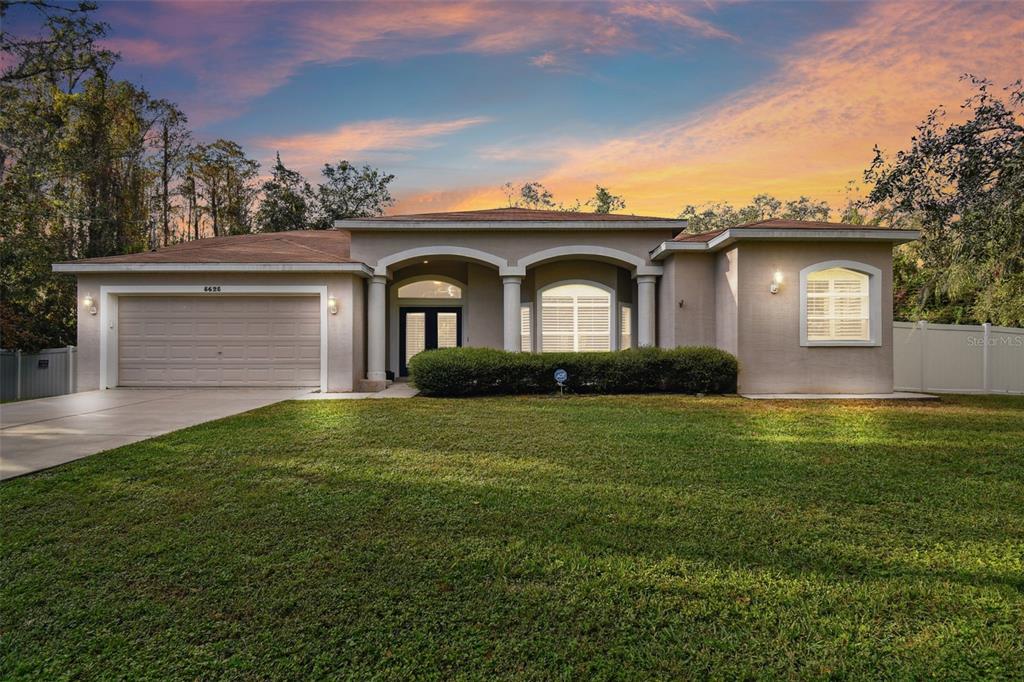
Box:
[673, 218, 897, 242]
[355, 207, 680, 222]
[58, 230, 353, 264]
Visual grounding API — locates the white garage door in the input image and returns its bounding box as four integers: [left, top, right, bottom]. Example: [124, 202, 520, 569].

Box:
[118, 296, 320, 387]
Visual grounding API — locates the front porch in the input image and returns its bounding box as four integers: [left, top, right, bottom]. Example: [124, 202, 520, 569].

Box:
[337, 208, 682, 391]
[361, 249, 662, 388]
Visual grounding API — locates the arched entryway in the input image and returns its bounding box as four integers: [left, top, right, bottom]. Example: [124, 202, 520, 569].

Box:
[391, 274, 465, 376]
[366, 248, 507, 383]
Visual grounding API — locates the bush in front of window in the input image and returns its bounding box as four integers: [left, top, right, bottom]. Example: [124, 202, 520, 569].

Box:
[408, 346, 738, 397]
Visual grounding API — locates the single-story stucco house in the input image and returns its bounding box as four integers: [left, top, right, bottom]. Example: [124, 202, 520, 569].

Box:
[52, 207, 920, 394]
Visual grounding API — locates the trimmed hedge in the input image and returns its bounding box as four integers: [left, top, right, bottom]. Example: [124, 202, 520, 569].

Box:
[408, 346, 738, 397]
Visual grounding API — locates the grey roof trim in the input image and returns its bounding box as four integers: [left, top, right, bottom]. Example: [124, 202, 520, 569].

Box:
[52, 262, 375, 277]
[335, 219, 686, 231]
[650, 228, 921, 260]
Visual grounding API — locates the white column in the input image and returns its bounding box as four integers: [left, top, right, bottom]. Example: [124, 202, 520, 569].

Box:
[502, 275, 523, 352]
[367, 275, 387, 381]
[636, 275, 657, 347]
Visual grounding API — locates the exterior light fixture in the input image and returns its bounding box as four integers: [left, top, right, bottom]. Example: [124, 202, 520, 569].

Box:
[327, 296, 339, 315]
[83, 294, 97, 315]
[770, 271, 783, 295]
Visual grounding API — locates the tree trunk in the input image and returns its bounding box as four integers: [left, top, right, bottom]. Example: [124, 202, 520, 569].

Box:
[161, 123, 170, 245]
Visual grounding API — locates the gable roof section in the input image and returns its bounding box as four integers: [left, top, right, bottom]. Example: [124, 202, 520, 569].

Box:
[52, 230, 374, 275]
[337, 206, 687, 230]
[653, 218, 920, 259]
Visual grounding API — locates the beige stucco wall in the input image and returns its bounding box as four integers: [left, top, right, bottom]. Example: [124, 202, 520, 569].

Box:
[348, 228, 672, 271]
[467, 263, 502, 349]
[715, 248, 739, 356]
[658, 253, 716, 348]
[731, 241, 894, 394]
[528, 260, 621, 297]
[73, 272, 361, 392]
[350, 276, 366, 387]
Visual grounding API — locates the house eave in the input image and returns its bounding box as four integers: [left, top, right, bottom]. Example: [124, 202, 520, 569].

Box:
[335, 219, 687, 231]
[52, 262, 375, 277]
[650, 228, 922, 260]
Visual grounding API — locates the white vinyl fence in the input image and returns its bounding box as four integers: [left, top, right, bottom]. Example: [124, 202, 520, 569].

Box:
[0, 346, 77, 401]
[894, 322, 1024, 394]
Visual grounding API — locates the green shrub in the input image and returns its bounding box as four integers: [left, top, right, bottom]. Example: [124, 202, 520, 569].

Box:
[408, 346, 738, 397]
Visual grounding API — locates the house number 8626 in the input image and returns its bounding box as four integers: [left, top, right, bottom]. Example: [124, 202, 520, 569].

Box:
[203, 286, 222, 292]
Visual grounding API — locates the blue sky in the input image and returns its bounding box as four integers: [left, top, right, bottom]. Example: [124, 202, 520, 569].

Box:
[8, 1, 1021, 215]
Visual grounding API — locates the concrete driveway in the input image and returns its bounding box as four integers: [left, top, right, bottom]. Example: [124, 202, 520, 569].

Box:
[1, 388, 310, 480]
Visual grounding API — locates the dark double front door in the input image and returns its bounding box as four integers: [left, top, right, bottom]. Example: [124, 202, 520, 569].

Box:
[399, 307, 462, 376]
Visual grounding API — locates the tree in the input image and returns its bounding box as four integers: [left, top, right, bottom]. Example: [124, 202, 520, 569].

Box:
[65, 72, 161, 258]
[587, 185, 625, 214]
[257, 152, 312, 232]
[150, 99, 190, 246]
[781, 196, 831, 222]
[678, 193, 831, 233]
[500, 181, 560, 209]
[864, 75, 1024, 326]
[310, 160, 394, 228]
[0, 0, 150, 350]
[0, 1, 116, 90]
[189, 139, 260, 237]
[520, 181, 555, 209]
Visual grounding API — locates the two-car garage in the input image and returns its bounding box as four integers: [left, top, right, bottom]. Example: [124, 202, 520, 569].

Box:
[116, 296, 321, 387]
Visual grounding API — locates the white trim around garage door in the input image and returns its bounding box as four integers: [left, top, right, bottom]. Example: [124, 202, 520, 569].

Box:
[98, 284, 329, 391]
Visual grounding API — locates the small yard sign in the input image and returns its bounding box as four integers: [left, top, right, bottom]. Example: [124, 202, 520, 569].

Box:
[554, 368, 568, 396]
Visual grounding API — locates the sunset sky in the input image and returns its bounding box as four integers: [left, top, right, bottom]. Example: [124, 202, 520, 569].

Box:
[12, 0, 1024, 216]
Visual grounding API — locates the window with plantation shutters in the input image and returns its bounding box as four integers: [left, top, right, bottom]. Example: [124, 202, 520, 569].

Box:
[540, 283, 611, 352]
[805, 267, 870, 341]
[619, 305, 632, 350]
[520, 305, 532, 351]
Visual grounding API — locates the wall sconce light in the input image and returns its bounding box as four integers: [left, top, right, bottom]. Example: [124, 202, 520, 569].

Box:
[83, 294, 97, 315]
[769, 271, 783, 295]
[327, 296, 339, 315]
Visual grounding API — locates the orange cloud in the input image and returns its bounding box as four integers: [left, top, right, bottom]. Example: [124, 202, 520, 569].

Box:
[259, 117, 490, 168]
[423, 1, 1024, 216]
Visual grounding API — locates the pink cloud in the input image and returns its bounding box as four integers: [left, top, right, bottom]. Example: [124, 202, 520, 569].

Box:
[531, 52, 560, 69]
[258, 116, 491, 167]
[102, 0, 735, 123]
[612, 1, 738, 41]
[103, 37, 188, 65]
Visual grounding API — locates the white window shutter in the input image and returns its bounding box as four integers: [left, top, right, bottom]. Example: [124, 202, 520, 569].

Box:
[540, 284, 611, 352]
[805, 268, 870, 341]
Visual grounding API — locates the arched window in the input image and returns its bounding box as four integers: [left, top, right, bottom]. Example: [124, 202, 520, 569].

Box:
[800, 261, 881, 346]
[540, 282, 612, 352]
[396, 280, 462, 299]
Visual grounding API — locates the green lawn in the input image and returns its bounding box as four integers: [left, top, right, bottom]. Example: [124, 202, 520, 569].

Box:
[3, 395, 1023, 679]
